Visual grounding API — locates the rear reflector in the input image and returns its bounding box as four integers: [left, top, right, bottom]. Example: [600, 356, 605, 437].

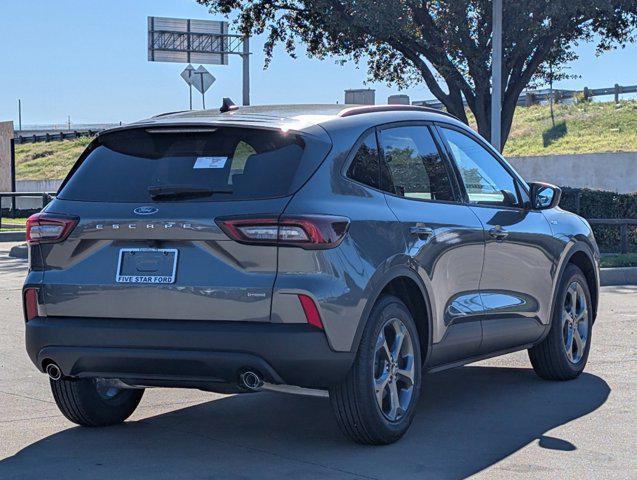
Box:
[26, 213, 78, 245]
[23, 288, 39, 322]
[216, 215, 349, 249]
[298, 294, 324, 330]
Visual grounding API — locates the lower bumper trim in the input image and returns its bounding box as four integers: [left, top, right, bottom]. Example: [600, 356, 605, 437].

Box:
[26, 317, 355, 390]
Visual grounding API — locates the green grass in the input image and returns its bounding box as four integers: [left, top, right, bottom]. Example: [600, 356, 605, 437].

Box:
[503, 100, 637, 157]
[599, 253, 637, 268]
[15, 136, 92, 180]
[0, 217, 28, 231]
[1, 217, 28, 225]
[13, 100, 637, 180]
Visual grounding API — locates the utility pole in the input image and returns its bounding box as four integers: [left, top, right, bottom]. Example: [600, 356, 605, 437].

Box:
[549, 61, 556, 128]
[242, 36, 250, 106]
[491, 0, 502, 151]
[17, 99, 22, 132]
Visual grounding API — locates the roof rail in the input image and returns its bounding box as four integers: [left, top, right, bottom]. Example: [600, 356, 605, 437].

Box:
[152, 110, 190, 118]
[337, 104, 459, 121]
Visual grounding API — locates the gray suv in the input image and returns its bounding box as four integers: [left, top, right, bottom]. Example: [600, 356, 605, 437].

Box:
[23, 103, 600, 444]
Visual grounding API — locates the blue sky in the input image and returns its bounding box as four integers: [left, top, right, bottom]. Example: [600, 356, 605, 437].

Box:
[1, 0, 636, 126]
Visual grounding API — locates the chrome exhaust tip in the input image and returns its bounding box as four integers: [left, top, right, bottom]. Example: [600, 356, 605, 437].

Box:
[45, 363, 62, 381]
[240, 370, 263, 391]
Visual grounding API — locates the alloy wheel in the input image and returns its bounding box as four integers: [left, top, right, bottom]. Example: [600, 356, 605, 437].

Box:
[373, 317, 416, 421]
[562, 281, 589, 364]
[94, 379, 123, 401]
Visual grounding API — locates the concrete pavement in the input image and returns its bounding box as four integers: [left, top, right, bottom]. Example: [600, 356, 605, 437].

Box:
[0, 245, 635, 479]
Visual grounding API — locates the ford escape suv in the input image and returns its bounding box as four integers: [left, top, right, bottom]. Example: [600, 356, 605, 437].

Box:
[23, 103, 600, 444]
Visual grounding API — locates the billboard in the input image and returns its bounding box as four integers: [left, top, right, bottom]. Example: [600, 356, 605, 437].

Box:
[148, 17, 229, 65]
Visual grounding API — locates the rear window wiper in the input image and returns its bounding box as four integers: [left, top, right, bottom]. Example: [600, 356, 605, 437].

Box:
[148, 185, 233, 201]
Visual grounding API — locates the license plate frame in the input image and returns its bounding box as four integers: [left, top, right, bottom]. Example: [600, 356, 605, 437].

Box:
[115, 248, 178, 284]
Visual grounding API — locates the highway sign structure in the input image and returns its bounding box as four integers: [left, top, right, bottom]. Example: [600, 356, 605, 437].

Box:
[148, 16, 251, 106]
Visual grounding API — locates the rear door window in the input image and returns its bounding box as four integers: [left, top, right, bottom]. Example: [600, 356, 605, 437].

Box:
[378, 126, 457, 202]
[58, 127, 325, 202]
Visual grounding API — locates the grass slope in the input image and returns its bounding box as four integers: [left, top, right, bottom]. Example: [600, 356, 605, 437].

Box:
[503, 100, 637, 157]
[15, 136, 92, 180]
[13, 100, 637, 180]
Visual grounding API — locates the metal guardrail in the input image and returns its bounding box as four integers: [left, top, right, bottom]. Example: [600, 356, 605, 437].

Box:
[13, 130, 102, 145]
[0, 192, 54, 230]
[414, 83, 637, 110]
[588, 218, 637, 255]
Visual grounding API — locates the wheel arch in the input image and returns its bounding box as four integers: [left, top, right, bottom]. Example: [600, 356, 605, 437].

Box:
[551, 243, 599, 327]
[351, 266, 433, 365]
[567, 249, 599, 323]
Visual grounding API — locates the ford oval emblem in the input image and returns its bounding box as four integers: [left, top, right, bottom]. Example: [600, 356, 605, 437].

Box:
[133, 206, 159, 216]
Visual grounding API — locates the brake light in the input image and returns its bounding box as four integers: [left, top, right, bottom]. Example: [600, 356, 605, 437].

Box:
[216, 215, 349, 249]
[25, 213, 78, 244]
[23, 288, 40, 322]
[298, 294, 324, 329]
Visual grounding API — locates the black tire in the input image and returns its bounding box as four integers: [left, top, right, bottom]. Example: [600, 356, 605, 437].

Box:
[329, 295, 422, 445]
[529, 264, 593, 380]
[50, 377, 144, 426]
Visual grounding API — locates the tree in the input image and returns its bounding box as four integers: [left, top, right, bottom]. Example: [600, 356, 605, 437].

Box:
[197, 0, 637, 147]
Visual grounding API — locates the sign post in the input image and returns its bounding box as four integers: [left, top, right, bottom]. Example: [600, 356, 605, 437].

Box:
[148, 17, 251, 107]
[191, 66, 216, 109]
[180, 65, 196, 110]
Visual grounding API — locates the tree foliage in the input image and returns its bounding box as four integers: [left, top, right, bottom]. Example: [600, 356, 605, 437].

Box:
[197, 0, 637, 146]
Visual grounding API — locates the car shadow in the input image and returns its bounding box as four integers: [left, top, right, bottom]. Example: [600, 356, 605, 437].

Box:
[0, 366, 610, 480]
[0, 254, 27, 273]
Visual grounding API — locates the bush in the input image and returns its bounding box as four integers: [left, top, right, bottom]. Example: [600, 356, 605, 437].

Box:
[559, 187, 637, 253]
[559, 187, 637, 218]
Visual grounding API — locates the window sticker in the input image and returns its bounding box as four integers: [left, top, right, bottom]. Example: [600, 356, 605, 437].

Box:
[193, 156, 228, 169]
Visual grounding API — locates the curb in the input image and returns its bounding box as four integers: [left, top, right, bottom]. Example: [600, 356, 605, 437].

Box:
[600, 267, 637, 287]
[0, 232, 25, 242]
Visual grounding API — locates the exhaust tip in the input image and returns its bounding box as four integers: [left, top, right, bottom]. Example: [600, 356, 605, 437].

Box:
[45, 363, 62, 381]
[240, 370, 263, 391]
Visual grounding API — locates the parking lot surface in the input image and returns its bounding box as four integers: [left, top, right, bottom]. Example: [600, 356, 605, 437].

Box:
[0, 243, 635, 479]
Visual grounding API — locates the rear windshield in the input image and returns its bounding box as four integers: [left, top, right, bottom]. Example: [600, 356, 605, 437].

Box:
[58, 127, 325, 202]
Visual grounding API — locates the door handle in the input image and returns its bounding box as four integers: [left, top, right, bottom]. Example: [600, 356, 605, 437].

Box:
[410, 225, 434, 239]
[488, 226, 509, 240]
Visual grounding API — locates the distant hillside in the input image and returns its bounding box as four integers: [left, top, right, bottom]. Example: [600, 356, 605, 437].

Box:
[14, 100, 637, 180]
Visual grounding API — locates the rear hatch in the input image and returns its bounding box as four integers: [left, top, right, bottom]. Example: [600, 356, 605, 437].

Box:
[35, 125, 330, 321]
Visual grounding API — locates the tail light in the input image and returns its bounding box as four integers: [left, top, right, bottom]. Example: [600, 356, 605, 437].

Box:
[216, 215, 349, 249]
[23, 288, 40, 322]
[298, 294, 324, 330]
[26, 213, 78, 244]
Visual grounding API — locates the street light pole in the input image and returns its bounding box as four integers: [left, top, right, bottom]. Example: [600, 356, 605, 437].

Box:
[242, 36, 250, 106]
[491, 0, 502, 151]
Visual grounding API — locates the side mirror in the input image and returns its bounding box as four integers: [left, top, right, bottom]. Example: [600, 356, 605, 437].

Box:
[529, 182, 561, 210]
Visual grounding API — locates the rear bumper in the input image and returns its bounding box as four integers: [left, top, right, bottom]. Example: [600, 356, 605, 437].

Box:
[25, 317, 355, 390]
